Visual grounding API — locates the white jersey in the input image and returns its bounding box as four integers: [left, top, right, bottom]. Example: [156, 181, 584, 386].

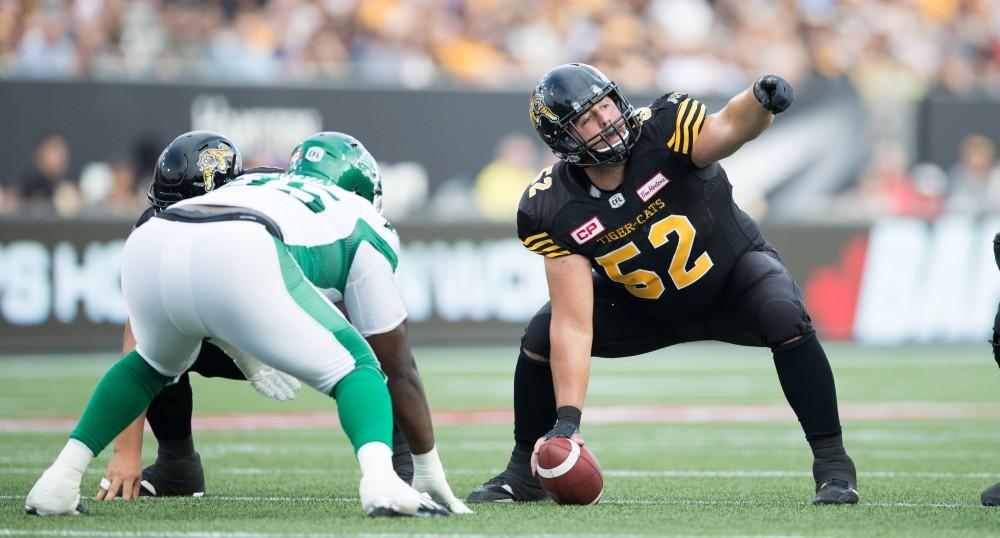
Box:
[173, 172, 406, 335]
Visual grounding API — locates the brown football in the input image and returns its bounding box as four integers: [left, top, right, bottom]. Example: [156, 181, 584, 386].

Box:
[535, 437, 603, 505]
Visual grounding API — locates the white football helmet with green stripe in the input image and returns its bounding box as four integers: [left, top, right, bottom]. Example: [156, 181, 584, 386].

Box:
[287, 132, 383, 212]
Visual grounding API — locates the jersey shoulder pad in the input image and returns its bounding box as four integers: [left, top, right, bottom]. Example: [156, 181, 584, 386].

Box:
[133, 206, 157, 230]
[647, 91, 708, 157]
[517, 163, 575, 259]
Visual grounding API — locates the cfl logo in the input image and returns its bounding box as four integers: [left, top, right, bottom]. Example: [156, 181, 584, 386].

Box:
[572, 217, 605, 245]
[609, 193, 625, 208]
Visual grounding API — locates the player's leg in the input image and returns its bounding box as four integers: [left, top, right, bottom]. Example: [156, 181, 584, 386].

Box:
[27, 219, 203, 515]
[138, 342, 244, 497]
[716, 249, 857, 505]
[468, 275, 670, 503]
[981, 234, 1000, 506]
[189, 224, 442, 516]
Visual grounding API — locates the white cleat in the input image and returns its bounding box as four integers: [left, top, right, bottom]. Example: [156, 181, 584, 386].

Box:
[360, 474, 448, 518]
[25, 468, 87, 516]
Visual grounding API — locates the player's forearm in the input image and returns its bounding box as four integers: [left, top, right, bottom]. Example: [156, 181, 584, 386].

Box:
[368, 324, 436, 454]
[722, 87, 774, 142]
[549, 320, 592, 411]
[112, 411, 145, 454]
[386, 364, 435, 454]
[693, 88, 774, 167]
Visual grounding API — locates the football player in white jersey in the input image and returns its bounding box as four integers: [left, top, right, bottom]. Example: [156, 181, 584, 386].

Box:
[25, 132, 468, 518]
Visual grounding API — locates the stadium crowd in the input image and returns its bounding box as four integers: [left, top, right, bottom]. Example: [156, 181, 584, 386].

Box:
[1, 0, 999, 220]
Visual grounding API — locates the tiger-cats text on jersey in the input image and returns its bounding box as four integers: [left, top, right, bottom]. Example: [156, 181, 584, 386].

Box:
[517, 91, 769, 321]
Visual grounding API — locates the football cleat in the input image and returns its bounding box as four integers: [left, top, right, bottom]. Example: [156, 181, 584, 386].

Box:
[24, 468, 87, 516]
[981, 482, 1000, 506]
[466, 460, 550, 503]
[139, 453, 205, 497]
[814, 478, 859, 505]
[360, 474, 448, 517]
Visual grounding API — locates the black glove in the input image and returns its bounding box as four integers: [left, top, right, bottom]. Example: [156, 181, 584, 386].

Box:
[543, 406, 582, 440]
[753, 75, 794, 114]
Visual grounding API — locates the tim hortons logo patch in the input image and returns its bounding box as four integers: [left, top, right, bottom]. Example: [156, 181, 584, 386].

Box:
[571, 217, 606, 244]
[637, 172, 670, 202]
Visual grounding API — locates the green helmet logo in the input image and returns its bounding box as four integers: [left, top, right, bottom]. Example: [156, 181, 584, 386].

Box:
[287, 131, 383, 212]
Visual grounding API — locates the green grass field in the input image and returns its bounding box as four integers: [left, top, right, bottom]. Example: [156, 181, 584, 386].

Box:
[2, 343, 1000, 537]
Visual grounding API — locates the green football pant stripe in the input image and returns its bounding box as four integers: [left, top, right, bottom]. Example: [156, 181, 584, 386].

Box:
[71, 350, 172, 456]
[273, 237, 391, 452]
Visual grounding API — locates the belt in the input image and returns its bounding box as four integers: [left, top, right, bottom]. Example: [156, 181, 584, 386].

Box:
[156, 204, 284, 241]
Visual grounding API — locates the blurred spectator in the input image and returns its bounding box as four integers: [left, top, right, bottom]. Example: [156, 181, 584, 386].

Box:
[473, 134, 540, 222]
[17, 133, 82, 217]
[945, 134, 1000, 215]
[834, 141, 944, 220]
[1, 0, 996, 95]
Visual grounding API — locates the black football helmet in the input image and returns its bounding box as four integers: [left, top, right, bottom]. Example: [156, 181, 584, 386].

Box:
[148, 131, 243, 209]
[529, 63, 641, 166]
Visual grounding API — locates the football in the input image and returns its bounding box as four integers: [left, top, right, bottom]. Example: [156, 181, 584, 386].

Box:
[535, 437, 603, 505]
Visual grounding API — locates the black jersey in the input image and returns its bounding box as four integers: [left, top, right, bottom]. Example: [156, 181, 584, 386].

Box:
[517, 92, 768, 321]
[133, 166, 283, 229]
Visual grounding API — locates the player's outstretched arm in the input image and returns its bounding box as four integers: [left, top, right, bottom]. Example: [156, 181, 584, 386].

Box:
[690, 75, 793, 168]
[368, 323, 472, 514]
[96, 319, 144, 501]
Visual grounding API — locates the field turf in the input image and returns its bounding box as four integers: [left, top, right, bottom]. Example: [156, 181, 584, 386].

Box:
[1, 343, 999, 537]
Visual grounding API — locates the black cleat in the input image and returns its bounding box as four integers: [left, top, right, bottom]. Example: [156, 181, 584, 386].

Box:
[467, 461, 549, 503]
[814, 478, 859, 505]
[982, 482, 1000, 506]
[813, 453, 858, 505]
[139, 452, 205, 497]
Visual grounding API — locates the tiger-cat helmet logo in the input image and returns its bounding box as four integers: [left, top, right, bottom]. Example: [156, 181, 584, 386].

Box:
[197, 143, 235, 191]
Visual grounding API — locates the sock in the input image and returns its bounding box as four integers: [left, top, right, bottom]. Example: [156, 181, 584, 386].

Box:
[70, 350, 172, 456]
[147, 373, 194, 442]
[512, 350, 556, 466]
[156, 436, 197, 462]
[391, 423, 414, 484]
[809, 433, 856, 485]
[330, 366, 393, 453]
[771, 332, 842, 442]
[48, 439, 94, 483]
[357, 442, 396, 478]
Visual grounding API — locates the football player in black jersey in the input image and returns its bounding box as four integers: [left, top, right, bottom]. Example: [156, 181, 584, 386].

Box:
[982, 233, 1000, 507]
[467, 64, 858, 505]
[95, 131, 418, 501]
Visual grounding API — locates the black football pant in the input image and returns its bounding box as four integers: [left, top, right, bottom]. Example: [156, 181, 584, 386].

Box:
[511, 249, 841, 459]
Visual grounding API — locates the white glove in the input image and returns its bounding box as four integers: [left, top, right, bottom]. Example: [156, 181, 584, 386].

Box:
[209, 339, 302, 401]
[411, 446, 473, 514]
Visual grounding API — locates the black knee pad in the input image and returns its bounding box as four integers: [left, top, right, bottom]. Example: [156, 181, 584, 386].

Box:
[521, 307, 553, 359]
[758, 298, 812, 349]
